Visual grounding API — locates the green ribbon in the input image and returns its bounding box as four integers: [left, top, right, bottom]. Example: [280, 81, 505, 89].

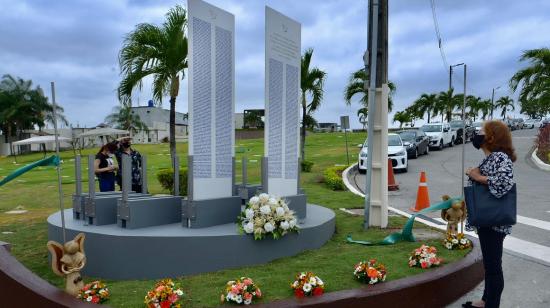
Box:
[0, 155, 60, 187]
[346, 196, 462, 245]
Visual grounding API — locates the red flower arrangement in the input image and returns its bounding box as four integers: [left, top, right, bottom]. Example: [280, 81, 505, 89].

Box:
[290, 272, 325, 298]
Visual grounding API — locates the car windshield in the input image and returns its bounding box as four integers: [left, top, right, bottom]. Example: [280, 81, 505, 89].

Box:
[388, 135, 402, 146]
[421, 125, 442, 132]
[397, 131, 415, 141]
[473, 122, 482, 127]
[449, 121, 463, 128]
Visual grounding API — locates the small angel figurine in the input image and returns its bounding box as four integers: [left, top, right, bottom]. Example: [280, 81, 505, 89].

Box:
[47, 233, 86, 296]
[441, 195, 467, 235]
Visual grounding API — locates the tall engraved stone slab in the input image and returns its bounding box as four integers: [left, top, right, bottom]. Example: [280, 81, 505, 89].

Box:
[264, 6, 301, 198]
[186, 0, 241, 227]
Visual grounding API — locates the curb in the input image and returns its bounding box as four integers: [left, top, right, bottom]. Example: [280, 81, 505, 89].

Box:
[0, 243, 105, 308]
[531, 147, 550, 171]
[341, 164, 448, 231]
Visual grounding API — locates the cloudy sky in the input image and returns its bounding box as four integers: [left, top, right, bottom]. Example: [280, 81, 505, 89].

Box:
[1, 0, 549, 128]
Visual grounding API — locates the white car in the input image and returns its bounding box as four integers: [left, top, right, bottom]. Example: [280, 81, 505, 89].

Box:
[421, 122, 455, 150]
[524, 118, 541, 129]
[472, 121, 482, 133]
[358, 133, 408, 173]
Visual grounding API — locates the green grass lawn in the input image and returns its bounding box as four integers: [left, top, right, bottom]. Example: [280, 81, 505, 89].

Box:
[0, 132, 470, 307]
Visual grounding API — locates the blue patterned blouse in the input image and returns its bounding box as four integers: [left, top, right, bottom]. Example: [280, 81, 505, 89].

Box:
[466, 151, 514, 234]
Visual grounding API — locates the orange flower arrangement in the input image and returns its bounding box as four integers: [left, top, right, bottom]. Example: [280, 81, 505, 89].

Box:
[353, 259, 387, 285]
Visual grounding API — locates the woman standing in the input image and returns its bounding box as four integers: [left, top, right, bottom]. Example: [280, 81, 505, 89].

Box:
[463, 120, 516, 308]
[94, 142, 119, 192]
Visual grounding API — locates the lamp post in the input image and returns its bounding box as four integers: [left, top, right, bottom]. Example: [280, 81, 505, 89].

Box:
[449, 63, 464, 122]
[490, 86, 501, 120]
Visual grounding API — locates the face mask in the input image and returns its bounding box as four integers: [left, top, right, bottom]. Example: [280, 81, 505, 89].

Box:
[122, 142, 130, 148]
[471, 134, 485, 150]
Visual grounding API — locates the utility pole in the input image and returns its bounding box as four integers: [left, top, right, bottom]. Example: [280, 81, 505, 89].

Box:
[364, 0, 389, 229]
[490, 86, 500, 120]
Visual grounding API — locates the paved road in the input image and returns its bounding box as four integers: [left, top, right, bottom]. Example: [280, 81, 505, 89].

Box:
[348, 128, 550, 307]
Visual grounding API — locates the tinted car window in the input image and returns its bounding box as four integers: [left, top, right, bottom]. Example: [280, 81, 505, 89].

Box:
[398, 131, 416, 141]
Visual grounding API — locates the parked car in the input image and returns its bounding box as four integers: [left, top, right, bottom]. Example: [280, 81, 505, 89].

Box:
[504, 119, 515, 130]
[421, 122, 456, 150]
[396, 129, 430, 159]
[358, 133, 408, 173]
[512, 118, 525, 129]
[524, 119, 541, 129]
[472, 121, 483, 134]
[541, 118, 550, 130]
[449, 119, 475, 144]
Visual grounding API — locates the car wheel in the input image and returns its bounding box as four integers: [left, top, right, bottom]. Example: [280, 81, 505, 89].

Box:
[425, 145, 429, 155]
[413, 148, 418, 159]
[358, 169, 366, 174]
[449, 137, 455, 147]
[439, 140, 444, 150]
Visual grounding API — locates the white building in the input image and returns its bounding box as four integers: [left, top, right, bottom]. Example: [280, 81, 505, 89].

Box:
[130, 106, 188, 143]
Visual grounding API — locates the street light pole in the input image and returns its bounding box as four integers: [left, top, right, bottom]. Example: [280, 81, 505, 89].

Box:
[490, 86, 501, 120]
[461, 64, 467, 198]
[449, 63, 464, 122]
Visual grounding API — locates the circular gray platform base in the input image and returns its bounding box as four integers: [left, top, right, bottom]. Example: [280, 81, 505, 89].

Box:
[47, 204, 335, 280]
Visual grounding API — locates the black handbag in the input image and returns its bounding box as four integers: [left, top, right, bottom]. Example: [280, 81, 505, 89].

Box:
[464, 182, 517, 227]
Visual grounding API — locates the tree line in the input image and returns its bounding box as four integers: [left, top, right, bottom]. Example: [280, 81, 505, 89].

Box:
[389, 47, 550, 128]
[0, 74, 68, 144]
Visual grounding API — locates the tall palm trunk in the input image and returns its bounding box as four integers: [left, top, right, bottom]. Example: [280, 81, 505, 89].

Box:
[169, 96, 176, 158]
[169, 76, 180, 161]
[427, 109, 431, 123]
[300, 92, 307, 161]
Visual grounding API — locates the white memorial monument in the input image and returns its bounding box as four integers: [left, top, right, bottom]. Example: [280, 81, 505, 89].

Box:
[262, 7, 306, 218]
[185, 0, 241, 227]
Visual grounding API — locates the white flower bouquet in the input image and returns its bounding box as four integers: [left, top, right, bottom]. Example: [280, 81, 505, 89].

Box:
[443, 232, 472, 250]
[237, 193, 299, 240]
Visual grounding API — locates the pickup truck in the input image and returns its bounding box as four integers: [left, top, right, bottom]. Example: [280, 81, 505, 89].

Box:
[420, 122, 456, 150]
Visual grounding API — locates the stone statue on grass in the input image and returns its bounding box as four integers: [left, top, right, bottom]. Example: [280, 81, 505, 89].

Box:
[47, 233, 86, 296]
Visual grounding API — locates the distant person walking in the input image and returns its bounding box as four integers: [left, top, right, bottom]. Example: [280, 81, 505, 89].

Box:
[463, 120, 516, 308]
[94, 142, 119, 192]
[115, 137, 143, 193]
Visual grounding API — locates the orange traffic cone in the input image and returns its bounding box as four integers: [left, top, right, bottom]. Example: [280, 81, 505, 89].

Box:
[411, 171, 430, 212]
[388, 159, 399, 191]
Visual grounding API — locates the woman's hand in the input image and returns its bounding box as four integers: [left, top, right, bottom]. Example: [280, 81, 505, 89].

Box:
[466, 167, 488, 184]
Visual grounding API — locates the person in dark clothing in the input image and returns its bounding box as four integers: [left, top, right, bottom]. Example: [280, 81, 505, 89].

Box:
[463, 120, 516, 308]
[94, 142, 119, 192]
[114, 137, 143, 193]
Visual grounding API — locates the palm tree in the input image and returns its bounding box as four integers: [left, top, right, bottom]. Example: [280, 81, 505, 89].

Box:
[510, 48, 550, 116]
[0, 75, 50, 141]
[344, 68, 395, 112]
[438, 89, 460, 122]
[300, 48, 326, 160]
[118, 5, 188, 159]
[105, 105, 148, 136]
[357, 107, 368, 130]
[411, 93, 437, 123]
[431, 91, 449, 122]
[496, 96, 515, 119]
[393, 110, 412, 128]
[465, 96, 485, 121]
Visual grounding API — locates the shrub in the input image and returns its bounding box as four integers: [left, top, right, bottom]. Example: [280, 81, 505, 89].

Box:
[157, 168, 188, 196]
[161, 136, 169, 143]
[323, 166, 347, 191]
[301, 160, 314, 172]
[535, 126, 550, 164]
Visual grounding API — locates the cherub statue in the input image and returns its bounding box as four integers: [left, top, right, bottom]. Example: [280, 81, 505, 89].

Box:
[47, 233, 86, 296]
[441, 195, 467, 235]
